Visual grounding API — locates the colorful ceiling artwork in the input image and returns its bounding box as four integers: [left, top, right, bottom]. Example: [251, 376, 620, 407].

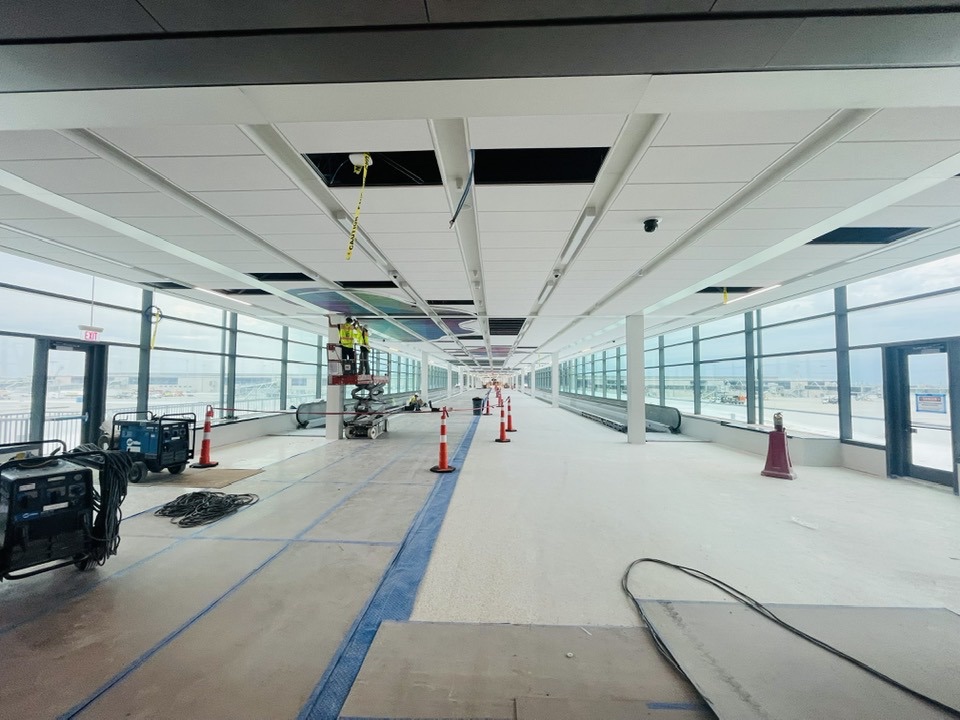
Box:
[289, 288, 474, 319]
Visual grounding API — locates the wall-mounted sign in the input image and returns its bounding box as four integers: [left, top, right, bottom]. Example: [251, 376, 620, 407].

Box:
[78, 324, 103, 342]
[915, 393, 947, 414]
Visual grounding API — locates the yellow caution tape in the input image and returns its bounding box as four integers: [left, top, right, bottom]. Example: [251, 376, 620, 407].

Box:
[148, 306, 163, 349]
[346, 153, 371, 261]
[722, 287, 729, 304]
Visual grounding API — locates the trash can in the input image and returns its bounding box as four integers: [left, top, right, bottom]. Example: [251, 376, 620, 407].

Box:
[472, 397, 483, 416]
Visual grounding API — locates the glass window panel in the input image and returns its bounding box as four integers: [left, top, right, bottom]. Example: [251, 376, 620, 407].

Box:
[106, 345, 140, 414]
[644, 336, 659, 351]
[848, 254, 960, 308]
[148, 349, 223, 415]
[157, 318, 223, 353]
[700, 314, 744, 338]
[850, 347, 885, 445]
[760, 316, 835, 355]
[699, 332, 745, 362]
[0, 287, 140, 343]
[663, 328, 692, 346]
[237, 332, 282, 359]
[644, 349, 658, 368]
[663, 342, 693, 365]
[0, 253, 138, 308]
[0, 336, 36, 437]
[154, 292, 224, 324]
[235, 357, 282, 412]
[760, 352, 838, 436]
[848, 292, 960, 347]
[287, 362, 318, 406]
[237, 315, 283, 337]
[288, 328, 318, 345]
[663, 365, 695, 415]
[700, 359, 747, 422]
[288, 342, 317, 363]
[643, 367, 660, 404]
[761, 289, 834, 325]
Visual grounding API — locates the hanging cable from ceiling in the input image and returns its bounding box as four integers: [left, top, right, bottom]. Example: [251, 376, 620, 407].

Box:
[345, 152, 371, 261]
[449, 149, 476, 229]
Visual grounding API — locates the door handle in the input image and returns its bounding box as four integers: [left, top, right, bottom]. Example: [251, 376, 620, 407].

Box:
[910, 428, 918, 434]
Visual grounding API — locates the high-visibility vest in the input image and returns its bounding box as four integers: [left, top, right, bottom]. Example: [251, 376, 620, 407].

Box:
[352, 324, 363, 346]
[338, 323, 354, 346]
[360, 328, 369, 348]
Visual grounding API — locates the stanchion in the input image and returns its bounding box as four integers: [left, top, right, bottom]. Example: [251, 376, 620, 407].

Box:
[190, 405, 220, 468]
[506, 396, 517, 432]
[430, 407, 456, 473]
[495, 404, 511, 443]
[484, 395, 492, 416]
[761, 412, 796, 480]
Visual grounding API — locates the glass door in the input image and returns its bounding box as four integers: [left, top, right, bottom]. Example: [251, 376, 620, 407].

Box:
[884, 341, 960, 491]
[30, 339, 108, 449]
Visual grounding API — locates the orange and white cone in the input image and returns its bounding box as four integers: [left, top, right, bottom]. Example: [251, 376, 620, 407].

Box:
[190, 405, 219, 468]
[506, 396, 517, 432]
[495, 403, 511, 443]
[430, 407, 456, 473]
[484, 395, 492, 416]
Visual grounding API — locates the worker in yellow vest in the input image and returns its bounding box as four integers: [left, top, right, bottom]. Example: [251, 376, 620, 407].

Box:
[357, 322, 371, 375]
[338, 316, 356, 373]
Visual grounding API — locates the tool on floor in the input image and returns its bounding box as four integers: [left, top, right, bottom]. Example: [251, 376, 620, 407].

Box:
[761, 412, 796, 480]
[430, 407, 456, 474]
[506, 396, 517, 432]
[191, 405, 219, 469]
[495, 403, 511, 443]
[108, 411, 196, 483]
[154, 490, 258, 528]
[0, 440, 130, 580]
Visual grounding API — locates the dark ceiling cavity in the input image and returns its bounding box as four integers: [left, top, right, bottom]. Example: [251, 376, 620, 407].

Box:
[457, 334, 484, 341]
[146, 281, 191, 290]
[473, 147, 608, 185]
[217, 288, 270, 295]
[337, 280, 397, 289]
[697, 286, 762, 294]
[247, 272, 314, 282]
[487, 318, 526, 335]
[305, 151, 442, 187]
[427, 299, 475, 305]
[807, 227, 927, 245]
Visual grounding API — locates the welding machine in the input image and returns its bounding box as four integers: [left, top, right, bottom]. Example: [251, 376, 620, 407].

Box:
[0, 441, 130, 580]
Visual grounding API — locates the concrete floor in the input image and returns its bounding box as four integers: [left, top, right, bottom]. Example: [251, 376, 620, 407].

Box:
[1, 390, 959, 718]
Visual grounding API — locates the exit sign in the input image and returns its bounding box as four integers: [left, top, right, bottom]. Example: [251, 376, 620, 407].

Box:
[83, 330, 100, 341]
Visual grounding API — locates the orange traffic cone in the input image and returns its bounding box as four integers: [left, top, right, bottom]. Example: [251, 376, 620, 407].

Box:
[506, 396, 516, 432]
[430, 407, 456, 473]
[191, 405, 219, 468]
[761, 413, 796, 480]
[484, 395, 492, 415]
[495, 404, 511, 443]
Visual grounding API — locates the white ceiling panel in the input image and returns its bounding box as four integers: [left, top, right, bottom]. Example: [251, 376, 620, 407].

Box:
[613, 182, 742, 210]
[0, 131, 94, 160]
[332, 186, 449, 215]
[483, 260, 553, 274]
[277, 120, 434, 153]
[394, 261, 465, 275]
[483, 248, 556, 262]
[0, 194, 74, 219]
[0, 158, 150, 193]
[474, 185, 591, 212]
[65, 191, 193, 217]
[672, 243, 760, 262]
[372, 232, 460, 250]
[587, 229, 683, 249]
[49, 235, 144, 253]
[360, 213, 451, 233]
[240, 214, 340, 235]
[261, 233, 344, 250]
[478, 211, 578, 233]
[652, 110, 833, 147]
[154, 235, 248, 252]
[896, 178, 960, 206]
[193, 189, 319, 216]
[851, 206, 960, 228]
[575, 245, 661, 263]
[96, 125, 260, 157]
[718, 206, 841, 230]
[629, 144, 793, 184]
[749, 179, 899, 208]
[694, 227, 805, 246]
[479, 231, 566, 249]
[126, 215, 231, 236]
[788, 141, 960, 181]
[468, 114, 625, 149]
[599, 209, 708, 233]
[143, 156, 295, 191]
[842, 108, 960, 142]
[4, 217, 127, 237]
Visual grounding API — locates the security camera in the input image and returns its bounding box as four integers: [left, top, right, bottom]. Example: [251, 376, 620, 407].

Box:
[643, 217, 662, 233]
[390, 272, 400, 281]
[552, 269, 562, 280]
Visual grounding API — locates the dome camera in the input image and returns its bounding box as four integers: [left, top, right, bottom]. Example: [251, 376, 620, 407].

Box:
[643, 217, 662, 233]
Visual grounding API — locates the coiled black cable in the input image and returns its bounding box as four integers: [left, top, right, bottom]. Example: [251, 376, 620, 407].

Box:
[622, 558, 960, 718]
[72, 444, 131, 564]
[155, 491, 259, 528]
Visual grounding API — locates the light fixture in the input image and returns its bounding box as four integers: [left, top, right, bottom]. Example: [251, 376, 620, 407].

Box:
[0, 222, 134, 269]
[724, 285, 782, 305]
[558, 207, 597, 266]
[196, 288, 252, 306]
[536, 282, 555, 305]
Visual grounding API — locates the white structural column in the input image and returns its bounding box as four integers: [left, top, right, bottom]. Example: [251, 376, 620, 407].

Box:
[626, 313, 647, 445]
[551, 352, 560, 407]
[328, 318, 345, 440]
[421, 351, 430, 400]
[530, 364, 537, 400]
[447, 364, 453, 399]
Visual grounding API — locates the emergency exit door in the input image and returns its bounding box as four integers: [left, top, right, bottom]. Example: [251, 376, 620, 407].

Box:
[30, 339, 108, 448]
[883, 341, 960, 493]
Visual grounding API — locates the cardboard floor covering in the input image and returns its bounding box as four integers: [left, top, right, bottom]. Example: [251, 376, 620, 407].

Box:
[135, 467, 262, 488]
[638, 601, 960, 720]
[338, 621, 711, 720]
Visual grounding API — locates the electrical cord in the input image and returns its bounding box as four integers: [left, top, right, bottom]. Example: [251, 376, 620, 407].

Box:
[449, 149, 475, 228]
[155, 491, 259, 528]
[72, 444, 131, 564]
[622, 558, 960, 717]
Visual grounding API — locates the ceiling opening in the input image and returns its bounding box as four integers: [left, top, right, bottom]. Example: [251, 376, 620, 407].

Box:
[473, 147, 609, 184]
[487, 318, 526, 335]
[697, 286, 762, 294]
[305, 151, 442, 187]
[807, 227, 927, 245]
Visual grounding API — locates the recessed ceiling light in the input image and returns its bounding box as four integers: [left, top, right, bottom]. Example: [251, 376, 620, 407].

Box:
[196, 288, 252, 306]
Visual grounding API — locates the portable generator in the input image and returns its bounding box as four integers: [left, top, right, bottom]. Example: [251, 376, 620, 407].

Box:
[0, 441, 130, 580]
[110, 411, 195, 483]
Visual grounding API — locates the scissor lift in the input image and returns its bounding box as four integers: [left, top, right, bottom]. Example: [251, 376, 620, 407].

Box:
[327, 343, 390, 440]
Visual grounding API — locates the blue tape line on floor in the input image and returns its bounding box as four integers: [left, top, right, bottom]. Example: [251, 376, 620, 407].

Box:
[53, 439, 431, 719]
[648, 701, 708, 710]
[298, 414, 481, 720]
